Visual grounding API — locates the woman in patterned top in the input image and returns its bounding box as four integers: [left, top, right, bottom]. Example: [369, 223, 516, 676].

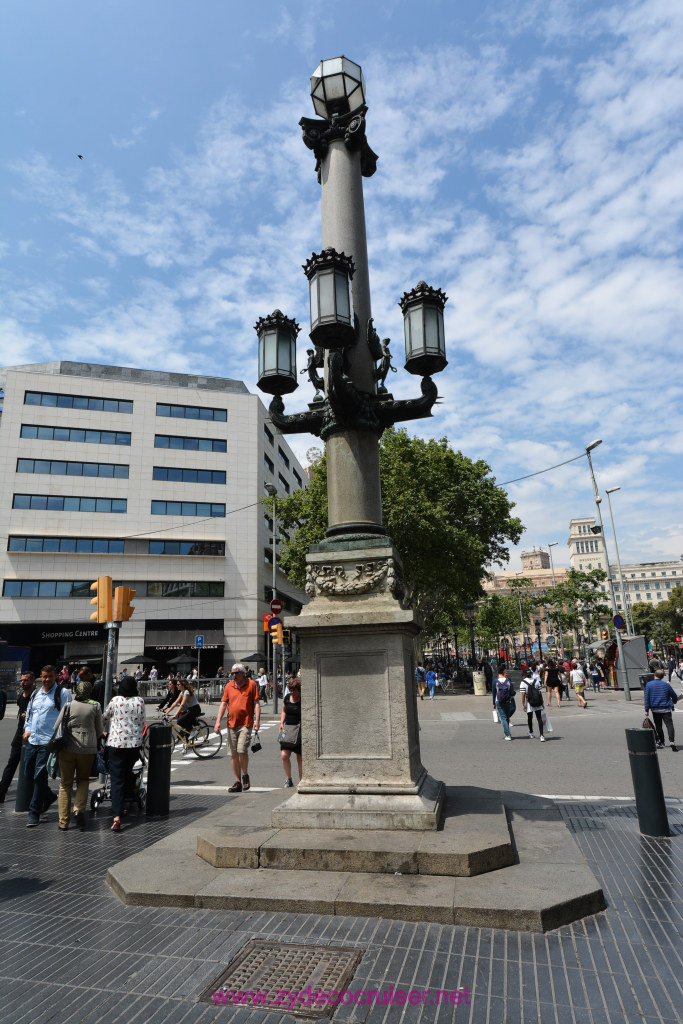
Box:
[103, 676, 146, 832]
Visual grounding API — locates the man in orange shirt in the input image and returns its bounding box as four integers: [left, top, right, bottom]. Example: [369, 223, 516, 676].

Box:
[214, 662, 260, 792]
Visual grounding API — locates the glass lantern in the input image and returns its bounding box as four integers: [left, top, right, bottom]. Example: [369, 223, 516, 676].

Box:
[303, 248, 355, 349]
[399, 281, 448, 376]
[310, 56, 365, 119]
[254, 310, 300, 396]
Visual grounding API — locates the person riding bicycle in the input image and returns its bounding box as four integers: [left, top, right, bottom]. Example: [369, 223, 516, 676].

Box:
[166, 679, 201, 735]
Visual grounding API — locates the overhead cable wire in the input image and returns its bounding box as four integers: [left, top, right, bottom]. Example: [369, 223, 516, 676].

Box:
[499, 452, 586, 487]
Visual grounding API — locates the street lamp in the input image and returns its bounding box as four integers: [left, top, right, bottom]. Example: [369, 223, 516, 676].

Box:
[264, 482, 280, 714]
[253, 56, 450, 831]
[604, 486, 633, 636]
[465, 601, 476, 666]
[581, 605, 593, 650]
[585, 441, 630, 699]
[547, 541, 565, 659]
[534, 617, 543, 661]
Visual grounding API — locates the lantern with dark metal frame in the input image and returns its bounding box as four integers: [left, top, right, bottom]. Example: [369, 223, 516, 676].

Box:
[399, 281, 448, 376]
[310, 56, 365, 119]
[303, 248, 355, 350]
[255, 310, 300, 396]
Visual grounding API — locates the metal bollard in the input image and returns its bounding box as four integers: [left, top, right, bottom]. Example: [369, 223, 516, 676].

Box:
[625, 728, 670, 837]
[14, 742, 32, 813]
[146, 722, 172, 817]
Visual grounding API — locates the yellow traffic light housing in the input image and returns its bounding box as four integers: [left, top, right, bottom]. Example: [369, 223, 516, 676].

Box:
[90, 576, 112, 623]
[113, 585, 136, 621]
[270, 621, 284, 645]
[601, 629, 609, 640]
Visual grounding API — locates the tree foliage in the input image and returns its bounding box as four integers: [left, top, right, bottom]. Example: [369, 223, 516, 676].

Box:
[631, 586, 683, 643]
[271, 428, 524, 635]
[541, 569, 611, 635]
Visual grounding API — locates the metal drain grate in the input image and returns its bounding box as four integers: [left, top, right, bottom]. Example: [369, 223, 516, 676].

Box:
[199, 938, 364, 1018]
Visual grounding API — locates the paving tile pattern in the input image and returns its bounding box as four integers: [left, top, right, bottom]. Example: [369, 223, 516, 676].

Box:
[0, 797, 681, 1023]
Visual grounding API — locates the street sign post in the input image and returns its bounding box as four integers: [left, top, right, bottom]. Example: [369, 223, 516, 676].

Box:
[613, 615, 625, 631]
[194, 635, 204, 648]
[270, 599, 283, 615]
[194, 635, 204, 680]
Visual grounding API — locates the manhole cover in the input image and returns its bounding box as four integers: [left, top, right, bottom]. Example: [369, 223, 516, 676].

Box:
[199, 938, 364, 1018]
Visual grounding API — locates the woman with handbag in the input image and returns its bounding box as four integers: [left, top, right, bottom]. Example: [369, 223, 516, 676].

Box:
[54, 675, 104, 830]
[279, 675, 302, 787]
[103, 676, 146, 832]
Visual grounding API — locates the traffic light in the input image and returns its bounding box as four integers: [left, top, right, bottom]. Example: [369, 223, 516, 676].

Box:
[601, 629, 609, 640]
[90, 576, 112, 622]
[282, 629, 291, 645]
[270, 620, 284, 645]
[113, 585, 136, 621]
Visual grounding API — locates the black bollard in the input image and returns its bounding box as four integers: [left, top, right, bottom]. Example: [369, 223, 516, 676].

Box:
[146, 722, 172, 817]
[14, 742, 32, 813]
[625, 728, 670, 837]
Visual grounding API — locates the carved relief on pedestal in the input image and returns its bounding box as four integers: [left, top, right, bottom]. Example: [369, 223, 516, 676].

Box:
[306, 556, 405, 601]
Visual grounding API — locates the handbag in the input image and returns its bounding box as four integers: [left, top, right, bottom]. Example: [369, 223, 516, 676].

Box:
[50, 704, 71, 753]
[642, 716, 655, 731]
[279, 723, 301, 750]
[492, 708, 499, 723]
[46, 750, 60, 779]
[250, 731, 262, 753]
[541, 710, 553, 734]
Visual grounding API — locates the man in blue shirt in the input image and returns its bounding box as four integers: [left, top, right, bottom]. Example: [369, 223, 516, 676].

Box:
[23, 665, 72, 827]
[644, 669, 679, 752]
[426, 666, 437, 700]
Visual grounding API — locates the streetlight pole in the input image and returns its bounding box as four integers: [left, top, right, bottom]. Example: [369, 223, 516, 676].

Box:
[534, 617, 543, 661]
[585, 440, 630, 700]
[547, 541, 565, 659]
[605, 486, 633, 637]
[265, 482, 280, 714]
[465, 601, 476, 666]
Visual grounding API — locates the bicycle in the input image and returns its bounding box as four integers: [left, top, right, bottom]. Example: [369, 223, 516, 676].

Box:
[141, 713, 223, 762]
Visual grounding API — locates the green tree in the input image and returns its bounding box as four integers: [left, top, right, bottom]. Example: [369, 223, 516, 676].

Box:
[542, 569, 611, 636]
[630, 601, 658, 644]
[272, 428, 524, 635]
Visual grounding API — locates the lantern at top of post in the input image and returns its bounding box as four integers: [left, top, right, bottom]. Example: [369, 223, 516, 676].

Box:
[399, 281, 448, 377]
[303, 248, 356, 350]
[310, 56, 365, 119]
[254, 310, 300, 396]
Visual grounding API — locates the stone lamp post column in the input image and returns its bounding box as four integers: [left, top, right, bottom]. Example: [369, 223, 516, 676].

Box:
[256, 57, 448, 830]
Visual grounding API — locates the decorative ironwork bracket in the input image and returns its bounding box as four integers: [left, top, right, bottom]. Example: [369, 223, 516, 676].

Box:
[300, 108, 378, 182]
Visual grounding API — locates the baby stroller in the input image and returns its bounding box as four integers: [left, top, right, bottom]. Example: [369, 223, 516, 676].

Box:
[90, 746, 146, 813]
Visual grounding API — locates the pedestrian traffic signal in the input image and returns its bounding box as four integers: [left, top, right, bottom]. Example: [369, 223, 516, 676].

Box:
[90, 576, 112, 622]
[601, 629, 608, 640]
[113, 585, 135, 621]
[270, 621, 284, 645]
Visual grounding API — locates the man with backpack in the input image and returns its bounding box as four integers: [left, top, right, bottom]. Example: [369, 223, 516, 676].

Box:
[0, 671, 35, 803]
[520, 667, 546, 741]
[415, 663, 427, 701]
[493, 665, 516, 741]
[22, 665, 72, 827]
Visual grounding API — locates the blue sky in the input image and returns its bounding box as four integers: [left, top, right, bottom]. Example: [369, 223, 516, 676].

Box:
[2, 0, 682, 571]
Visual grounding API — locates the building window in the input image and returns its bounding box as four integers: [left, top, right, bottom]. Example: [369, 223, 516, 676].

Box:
[156, 402, 226, 422]
[154, 434, 227, 452]
[152, 467, 226, 484]
[17, 458, 129, 479]
[264, 455, 274, 473]
[3, 580, 93, 598]
[12, 494, 126, 513]
[24, 391, 133, 414]
[8, 536, 125, 554]
[646, 593, 652, 600]
[150, 501, 225, 517]
[265, 547, 273, 564]
[278, 447, 290, 468]
[293, 469, 302, 488]
[645, 583, 650, 590]
[278, 473, 290, 494]
[264, 425, 274, 446]
[20, 424, 131, 445]
[148, 541, 225, 556]
[146, 581, 224, 597]
[264, 515, 273, 532]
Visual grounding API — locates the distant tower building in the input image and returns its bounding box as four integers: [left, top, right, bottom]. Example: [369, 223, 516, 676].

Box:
[521, 548, 550, 572]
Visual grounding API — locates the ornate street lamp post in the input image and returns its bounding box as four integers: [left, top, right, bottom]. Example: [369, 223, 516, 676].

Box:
[256, 57, 448, 831]
[534, 618, 543, 661]
[464, 601, 476, 665]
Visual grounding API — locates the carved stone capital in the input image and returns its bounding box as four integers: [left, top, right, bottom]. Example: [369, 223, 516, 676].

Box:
[305, 556, 404, 601]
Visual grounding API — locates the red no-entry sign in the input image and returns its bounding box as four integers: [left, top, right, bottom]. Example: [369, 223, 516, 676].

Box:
[270, 599, 283, 614]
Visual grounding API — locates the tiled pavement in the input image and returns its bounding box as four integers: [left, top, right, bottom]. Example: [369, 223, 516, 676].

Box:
[1, 794, 682, 1023]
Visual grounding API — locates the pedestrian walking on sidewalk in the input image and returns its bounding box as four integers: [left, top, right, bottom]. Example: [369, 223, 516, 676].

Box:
[103, 677, 146, 833]
[520, 667, 546, 740]
[279, 676, 302, 787]
[426, 665, 437, 700]
[415, 663, 426, 701]
[493, 666, 516, 741]
[0, 671, 35, 803]
[214, 663, 260, 793]
[543, 659, 563, 709]
[55, 676, 104, 830]
[22, 666, 71, 827]
[644, 669, 679, 751]
[570, 661, 589, 708]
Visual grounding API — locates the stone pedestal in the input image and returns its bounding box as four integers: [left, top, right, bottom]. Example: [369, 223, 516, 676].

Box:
[273, 538, 444, 831]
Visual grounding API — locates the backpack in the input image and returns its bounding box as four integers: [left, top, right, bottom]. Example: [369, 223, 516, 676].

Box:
[496, 678, 511, 703]
[526, 681, 543, 708]
[27, 682, 63, 718]
[0, 688, 6, 721]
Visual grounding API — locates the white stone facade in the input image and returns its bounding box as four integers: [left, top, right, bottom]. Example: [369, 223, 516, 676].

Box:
[0, 361, 306, 675]
[568, 516, 682, 611]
